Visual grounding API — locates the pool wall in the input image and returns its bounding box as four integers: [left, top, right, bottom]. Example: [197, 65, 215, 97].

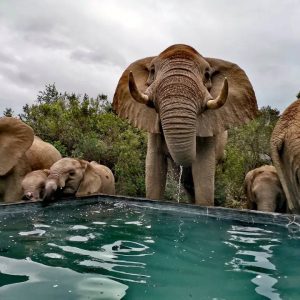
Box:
[0, 194, 299, 230]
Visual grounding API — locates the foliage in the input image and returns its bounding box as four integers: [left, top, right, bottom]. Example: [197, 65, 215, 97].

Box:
[2, 83, 281, 207]
[297, 91, 300, 99]
[19, 84, 147, 197]
[215, 106, 280, 208]
[3, 108, 14, 117]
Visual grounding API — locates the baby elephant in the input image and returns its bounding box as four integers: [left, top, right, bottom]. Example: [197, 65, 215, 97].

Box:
[43, 158, 115, 201]
[21, 169, 50, 200]
[244, 165, 286, 213]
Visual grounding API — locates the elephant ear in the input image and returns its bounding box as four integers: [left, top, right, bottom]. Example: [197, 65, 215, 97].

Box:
[76, 161, 102, 197]
[113, 57, 160, 133]
[0, 117, 34, 176]
[197, 58, 258, 136]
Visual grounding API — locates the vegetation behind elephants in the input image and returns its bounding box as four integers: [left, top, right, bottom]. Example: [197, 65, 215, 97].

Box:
[215, 106, 280, 208]
[4, 84, 147, 198]
[3, 84, 280, 208]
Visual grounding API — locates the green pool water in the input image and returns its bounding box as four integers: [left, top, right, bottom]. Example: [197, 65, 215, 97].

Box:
[0, 198, 299, 300]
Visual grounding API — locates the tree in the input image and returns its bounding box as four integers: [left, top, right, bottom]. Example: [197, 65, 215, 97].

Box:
[3, 108, 14, 117]
[297, 91, 300, 99]
[20, 83, 147, 197]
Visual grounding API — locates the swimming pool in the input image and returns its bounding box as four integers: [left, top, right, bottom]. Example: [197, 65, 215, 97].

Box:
[0, 196, 299, 299]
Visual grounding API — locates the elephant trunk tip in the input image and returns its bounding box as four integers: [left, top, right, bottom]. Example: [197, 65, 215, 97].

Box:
[21, 192, 33, 201]
[171, 148, 196, 167]
[174, 157, 195, 167]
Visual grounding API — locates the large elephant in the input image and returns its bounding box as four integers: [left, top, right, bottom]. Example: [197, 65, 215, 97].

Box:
[244, 165, 286, 213]
[113, 44, 257, 205]
[0, 117, 62, 202]
[271, 98, 300, 213]
[43, 158, 115, 201]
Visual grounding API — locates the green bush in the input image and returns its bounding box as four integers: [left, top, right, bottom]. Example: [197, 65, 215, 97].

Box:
[215, 106, 280, 208]
[18, 84, 147, 197]
[3, 84, 280, 206]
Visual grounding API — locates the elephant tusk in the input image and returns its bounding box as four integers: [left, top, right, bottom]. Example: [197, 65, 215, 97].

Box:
[206, 77, 228, 110]
[128, 71, 150, 105]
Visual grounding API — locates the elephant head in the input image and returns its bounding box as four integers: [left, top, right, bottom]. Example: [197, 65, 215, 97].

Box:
[43, 158, 111, 201]
[0, 117, 34, 176]
[113, 44, 257, 167]
[244, 165, 286, 213]
[21, 169, 50, 200]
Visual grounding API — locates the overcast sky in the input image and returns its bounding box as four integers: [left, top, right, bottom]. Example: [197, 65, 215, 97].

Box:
[0, 0, 299, 115]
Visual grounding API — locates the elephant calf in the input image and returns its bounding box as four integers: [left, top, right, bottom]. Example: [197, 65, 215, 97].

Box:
[244, 165, 286, 213]
[21, 169, 50, 201]
[43, 158, 115, 201]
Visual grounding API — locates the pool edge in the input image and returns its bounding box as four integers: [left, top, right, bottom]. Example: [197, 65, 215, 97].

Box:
[0, 194, 298, 229]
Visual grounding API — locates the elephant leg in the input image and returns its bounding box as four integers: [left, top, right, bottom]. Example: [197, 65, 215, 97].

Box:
[146, 133, 167, 200]
[4, 176, 23, 202]
[192, 136, 216, 206]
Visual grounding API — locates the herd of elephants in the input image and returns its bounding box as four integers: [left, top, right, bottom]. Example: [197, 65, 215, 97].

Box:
[1, 44, 300, 214]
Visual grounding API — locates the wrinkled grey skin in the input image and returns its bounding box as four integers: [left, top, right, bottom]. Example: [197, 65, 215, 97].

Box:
[21, 169, 50, 200]
[245, 165, 287, 213]
[44, 158, 115, 201]
[271, 99, 300, 213]
[113, 44, 257, 205]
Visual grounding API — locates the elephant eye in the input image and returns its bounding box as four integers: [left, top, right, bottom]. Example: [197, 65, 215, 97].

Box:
[148, 66, 155, 83]
[150, 65, 155, 76]
[204, 71, 210, 81]
[69, 170, 76, 176]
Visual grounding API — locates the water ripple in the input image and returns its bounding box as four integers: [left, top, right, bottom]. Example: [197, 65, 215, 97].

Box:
[225, 224, 282, 300]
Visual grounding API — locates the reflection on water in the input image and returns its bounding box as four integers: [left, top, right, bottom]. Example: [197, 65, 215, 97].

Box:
[0, 256, 127, 300]
[226, 225, 282, 299]
[0, 200, 300, 299]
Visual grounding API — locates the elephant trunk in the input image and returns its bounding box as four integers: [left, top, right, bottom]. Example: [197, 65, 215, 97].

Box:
[255, 189, 277, 212]
[257, 201, 276, 213]
[158, 76, 199, 166]
[43, 178, 59, 202]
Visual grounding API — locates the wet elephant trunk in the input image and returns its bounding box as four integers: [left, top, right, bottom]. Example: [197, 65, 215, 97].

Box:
[256, 190, 277, 212]
[257, 201, 276, 213]
[158, 77, 199, 166]
[43, 178, 59, 202]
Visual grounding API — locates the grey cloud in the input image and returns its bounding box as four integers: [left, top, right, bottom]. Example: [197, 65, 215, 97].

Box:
[23, 33, 71, 50]
[0, 51, 18, 65]
[0, 0, 299, 115]
[70, 48, 126, 67]
[0, 65, 37, 86]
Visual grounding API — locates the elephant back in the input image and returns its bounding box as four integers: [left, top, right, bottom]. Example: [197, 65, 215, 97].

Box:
[25, 136, 62, 170]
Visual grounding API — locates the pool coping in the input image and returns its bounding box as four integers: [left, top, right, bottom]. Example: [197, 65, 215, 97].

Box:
[0, 194, 299, 230]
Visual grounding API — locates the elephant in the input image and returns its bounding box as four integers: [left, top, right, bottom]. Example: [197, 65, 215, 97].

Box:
[244, 165, 286, 213]
[21, 169, 50, 200]
[271, 98, 300, 213]
[43, 158, 115, 201]
[0, 117, 62, 202]
[113, 44, 258, 205]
